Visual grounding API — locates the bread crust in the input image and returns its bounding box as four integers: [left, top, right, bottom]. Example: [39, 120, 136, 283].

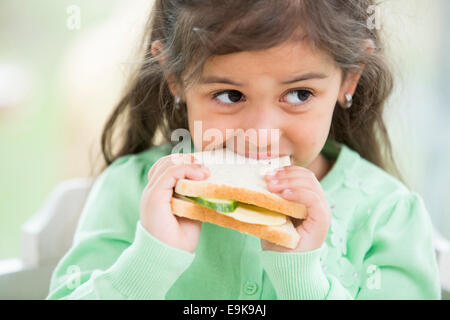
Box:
[170, 196, 301, 249]
[174, 179, 307, 219]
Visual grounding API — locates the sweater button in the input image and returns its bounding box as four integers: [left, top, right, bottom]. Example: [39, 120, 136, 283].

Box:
[243, 281, 259, 295]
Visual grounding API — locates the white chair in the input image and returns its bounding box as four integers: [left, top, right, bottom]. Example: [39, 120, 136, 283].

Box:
[434, 228, 450, 299]
[1, 178, 450, 299]
[0, 178, 94, 300]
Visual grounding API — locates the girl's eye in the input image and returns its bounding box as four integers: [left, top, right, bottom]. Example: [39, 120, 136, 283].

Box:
[285, 89, 313, 105]
[211, 89, 313, 107]
[212, 90, 244, 105]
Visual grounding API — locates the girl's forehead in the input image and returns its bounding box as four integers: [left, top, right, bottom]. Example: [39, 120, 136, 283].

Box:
[201, 41, 337, 79]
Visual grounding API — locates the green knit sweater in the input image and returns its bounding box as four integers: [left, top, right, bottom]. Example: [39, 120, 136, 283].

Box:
[46, 140, 441, 300]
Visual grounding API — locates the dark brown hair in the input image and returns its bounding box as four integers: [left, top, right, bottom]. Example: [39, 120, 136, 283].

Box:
[95, 0, 407, 187]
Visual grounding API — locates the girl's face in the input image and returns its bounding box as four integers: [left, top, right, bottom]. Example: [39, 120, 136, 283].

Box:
[182, 40, 352, 168]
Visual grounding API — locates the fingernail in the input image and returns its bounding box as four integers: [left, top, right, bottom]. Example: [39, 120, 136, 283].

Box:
[265, 172, 276, 179]
[283, 189, 292, 195]
[270, 179, 278, 184]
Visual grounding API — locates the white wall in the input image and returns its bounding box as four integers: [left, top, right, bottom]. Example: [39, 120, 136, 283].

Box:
[382, 0, 450, 236]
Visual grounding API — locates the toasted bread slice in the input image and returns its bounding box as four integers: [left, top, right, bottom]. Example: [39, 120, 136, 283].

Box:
[170, 196, 301, 249]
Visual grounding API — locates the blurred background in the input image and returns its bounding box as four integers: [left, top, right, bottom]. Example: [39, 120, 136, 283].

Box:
[0, 0, 449, 296]
[0, 0, 152, 259]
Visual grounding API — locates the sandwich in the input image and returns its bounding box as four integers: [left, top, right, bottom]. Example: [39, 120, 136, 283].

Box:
[170, 148, 307, 249]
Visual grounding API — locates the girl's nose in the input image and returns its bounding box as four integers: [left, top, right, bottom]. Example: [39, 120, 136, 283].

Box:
[244, 104, 283, 133]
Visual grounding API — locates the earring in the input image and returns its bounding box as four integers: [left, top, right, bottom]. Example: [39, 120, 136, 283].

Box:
[174, 96, 181, 110]
[340, 93, 353, 109]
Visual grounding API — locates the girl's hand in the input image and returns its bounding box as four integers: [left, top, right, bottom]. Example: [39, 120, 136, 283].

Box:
[140, 154, 210, 253]
[262, 165, 331, 253]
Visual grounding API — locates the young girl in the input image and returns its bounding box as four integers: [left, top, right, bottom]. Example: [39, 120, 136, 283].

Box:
[46, 0, 441, 300]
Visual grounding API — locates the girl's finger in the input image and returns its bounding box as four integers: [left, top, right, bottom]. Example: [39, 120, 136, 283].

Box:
[149, 162, 210, 205]
[265, 166, 319, 182]
[264, 171, 304, 182]
[158, 162, 209, 190]
[147, 154, 198, 186]
[280, 187, 331, 226]
[266, 176, 313, 193]
[266, 177, 326, 202]
[276, 165, 313, 174]
[147, 156, 173, 186]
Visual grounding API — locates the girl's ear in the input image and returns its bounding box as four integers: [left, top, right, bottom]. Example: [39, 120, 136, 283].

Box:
[151, 40, 180, 98]
[338, 39, 375, 104]
[151, 40, 167, 66]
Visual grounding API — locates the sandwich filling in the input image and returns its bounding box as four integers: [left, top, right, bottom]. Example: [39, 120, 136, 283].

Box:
[173, 193, 287, 226]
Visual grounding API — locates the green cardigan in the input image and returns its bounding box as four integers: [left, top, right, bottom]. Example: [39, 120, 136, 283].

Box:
[46, 139, 441, 299]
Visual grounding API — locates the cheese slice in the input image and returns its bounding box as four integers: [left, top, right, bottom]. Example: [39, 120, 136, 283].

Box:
[228, 203, 287, 226]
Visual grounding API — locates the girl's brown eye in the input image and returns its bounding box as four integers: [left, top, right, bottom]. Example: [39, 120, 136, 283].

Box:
[213, 90, 243, 105]
[298, 90, 312, 101]
[285, 89, 313, 104]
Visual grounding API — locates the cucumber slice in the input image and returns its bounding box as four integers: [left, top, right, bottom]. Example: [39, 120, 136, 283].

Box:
[187, 196, 238, 213]
[229, 203, 286, 226]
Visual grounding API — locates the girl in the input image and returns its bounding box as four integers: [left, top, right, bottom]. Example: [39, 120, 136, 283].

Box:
[47, 0, 441, 299]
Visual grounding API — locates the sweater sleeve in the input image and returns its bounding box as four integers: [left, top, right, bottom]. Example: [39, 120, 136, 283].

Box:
[46, 152, 195, 300]
[259, 192, 441, 300]
[259, 245, 352, 300]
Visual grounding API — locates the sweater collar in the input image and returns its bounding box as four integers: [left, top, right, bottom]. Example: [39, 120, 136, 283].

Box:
[320, 141, 359, 194]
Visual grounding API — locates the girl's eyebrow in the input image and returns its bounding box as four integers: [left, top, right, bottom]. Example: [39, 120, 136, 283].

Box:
[281, 72, 329, 84]
[199, 72, 329, 86]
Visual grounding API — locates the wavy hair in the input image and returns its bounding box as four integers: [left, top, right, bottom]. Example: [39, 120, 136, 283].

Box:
[95, 0, 406, 186]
